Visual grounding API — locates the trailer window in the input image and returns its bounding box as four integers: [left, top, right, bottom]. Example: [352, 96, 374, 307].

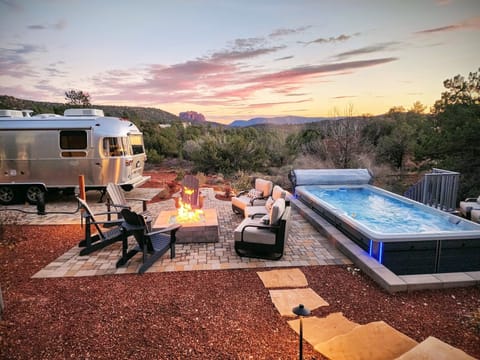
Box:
[60, 131, 87, 157]
[103, 137, 126, 157]
[129, 134, 145, 155]
[60, 131, 87, 149]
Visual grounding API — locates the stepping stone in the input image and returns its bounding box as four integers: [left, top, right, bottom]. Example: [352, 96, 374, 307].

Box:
[257, 268, 308, 288]
[288, 312, 359, 346]
[269, 288, 328, 317]
[315, 320, 417, 360]
[395, 336, 477, 360]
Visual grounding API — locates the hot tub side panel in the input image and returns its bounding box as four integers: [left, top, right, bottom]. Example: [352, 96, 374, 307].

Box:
[437, 239, 480, 272]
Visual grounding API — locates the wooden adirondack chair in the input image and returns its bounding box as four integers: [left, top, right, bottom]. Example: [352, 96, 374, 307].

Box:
[105, 182, 151, 221]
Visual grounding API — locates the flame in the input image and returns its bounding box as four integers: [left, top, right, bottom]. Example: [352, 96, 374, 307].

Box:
[175, 186, 204, 223]
[184, 186, 195, 195]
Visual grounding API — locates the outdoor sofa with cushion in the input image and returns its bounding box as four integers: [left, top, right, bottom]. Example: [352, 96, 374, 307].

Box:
[234, 198, 291, 260]
[459, 195, 480, 220]
[244, 185, 288, 218]
[231, 178, 273, 216]
[470, 209, 480, 223]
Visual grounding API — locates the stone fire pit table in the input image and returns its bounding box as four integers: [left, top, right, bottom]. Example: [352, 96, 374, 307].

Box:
[153, 208, 219, 243]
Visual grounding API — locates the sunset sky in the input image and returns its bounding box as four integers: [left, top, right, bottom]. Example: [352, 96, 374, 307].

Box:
[1, 0, 479, 124]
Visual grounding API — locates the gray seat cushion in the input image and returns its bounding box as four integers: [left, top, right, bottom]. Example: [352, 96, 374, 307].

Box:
[459, 199, 480, 215]
[234, 218, 276, 245]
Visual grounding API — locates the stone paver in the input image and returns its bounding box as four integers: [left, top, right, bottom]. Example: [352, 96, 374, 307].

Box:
[10, 187, 352, 278]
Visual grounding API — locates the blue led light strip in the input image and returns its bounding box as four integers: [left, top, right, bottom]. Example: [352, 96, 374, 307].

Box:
[378, 242, 384, 264]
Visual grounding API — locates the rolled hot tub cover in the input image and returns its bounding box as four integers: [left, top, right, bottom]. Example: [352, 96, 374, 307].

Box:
[289, 168, 373, 189]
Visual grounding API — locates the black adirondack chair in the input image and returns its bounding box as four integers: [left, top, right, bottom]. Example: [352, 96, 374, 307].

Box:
[77, 197, 124, 256]
[116, 209, 181, 274]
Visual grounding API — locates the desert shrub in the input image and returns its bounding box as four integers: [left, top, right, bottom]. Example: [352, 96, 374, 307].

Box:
[195, 172, 207, 186]
[291, 154, 336, 170]
[146, 148, 164, 164]
[175, 169, 185, 182]
[230, 171, 254, 193]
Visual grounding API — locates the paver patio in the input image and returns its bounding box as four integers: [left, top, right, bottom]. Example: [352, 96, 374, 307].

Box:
[10, 187, 351, 278]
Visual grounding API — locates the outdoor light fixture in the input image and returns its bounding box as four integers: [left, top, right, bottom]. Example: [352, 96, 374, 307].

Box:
[292, 303, 310, 360]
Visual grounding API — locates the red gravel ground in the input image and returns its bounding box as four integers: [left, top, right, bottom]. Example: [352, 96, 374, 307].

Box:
[0, 170, 479, 359]
[1, 226, 479, 359]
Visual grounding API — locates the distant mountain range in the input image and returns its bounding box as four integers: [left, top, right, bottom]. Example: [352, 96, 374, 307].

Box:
[0, 95, 336, 127]
[229, 116, 330, 127]
[0, 95, 180, 124]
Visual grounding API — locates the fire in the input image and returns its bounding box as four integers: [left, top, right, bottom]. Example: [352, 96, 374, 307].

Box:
[175, 186, 204, 223]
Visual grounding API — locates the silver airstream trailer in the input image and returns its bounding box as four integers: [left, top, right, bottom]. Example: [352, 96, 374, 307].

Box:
[0, 108, 150, 205]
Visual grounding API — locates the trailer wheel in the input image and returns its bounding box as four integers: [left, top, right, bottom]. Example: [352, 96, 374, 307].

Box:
[25, 185, 45, 205]
[0, 186, 17, 205]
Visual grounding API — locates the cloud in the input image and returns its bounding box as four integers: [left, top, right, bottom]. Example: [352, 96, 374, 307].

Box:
[269, 26, 311, 38]
[0, 0, 23, 11]
[210, 46, 286, 62]
[275, 55, 294, 61]
[27, 19, 67, 31]
[44, 62, 68, 78]
[334, 42, 401, 60]
[252, 58, 398, 83]
[207, 33, 287, 62]
[54, 20, 67, 30]
[94, 33, 290, 104]
[28, 24, 47, 30]
[0, 44, 45, 77]
[331, 95, 357, 99]
[91, 24, 397, 111]
[299, 33, 358, 46]
[93, 55, 398, 109]
[246, 98, 313, 109]
[415, 16, 480, 34]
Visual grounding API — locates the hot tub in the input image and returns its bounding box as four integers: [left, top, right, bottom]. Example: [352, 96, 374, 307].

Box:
[291, 169, 480, 275]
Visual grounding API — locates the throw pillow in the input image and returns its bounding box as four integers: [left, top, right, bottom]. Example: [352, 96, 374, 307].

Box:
[265, 197, 274, 211]
[248, 189, 263, 199]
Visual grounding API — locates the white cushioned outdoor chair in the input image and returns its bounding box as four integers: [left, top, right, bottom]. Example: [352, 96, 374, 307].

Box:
[244, 185, 287, 218]
[470, 209, 480, 223]
[459, 195, 480, 220]
[231, 178, 273, 216]
[234, 198, 291, 260]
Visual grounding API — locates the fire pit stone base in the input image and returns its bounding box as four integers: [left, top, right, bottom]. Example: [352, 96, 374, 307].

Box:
[154, 208, 219, 243]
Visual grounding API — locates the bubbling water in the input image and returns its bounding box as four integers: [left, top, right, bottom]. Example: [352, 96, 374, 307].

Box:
[309, 187, 466, 234]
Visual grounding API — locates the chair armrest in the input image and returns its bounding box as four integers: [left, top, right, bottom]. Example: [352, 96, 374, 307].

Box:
[125, 197, 150, 202]
[240, 223, 280, 241]
[121, 222, 144, 232]
[250, 196, 268, 206]
[250, 213, 267, 219]
[107, 203, 131, 210]
[87, 210, 122, 217]
[93, 219, 123, 227]
[149, 224, 182, 236]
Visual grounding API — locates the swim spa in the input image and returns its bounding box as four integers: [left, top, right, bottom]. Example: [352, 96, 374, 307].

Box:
[290, 169, 480, 275]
